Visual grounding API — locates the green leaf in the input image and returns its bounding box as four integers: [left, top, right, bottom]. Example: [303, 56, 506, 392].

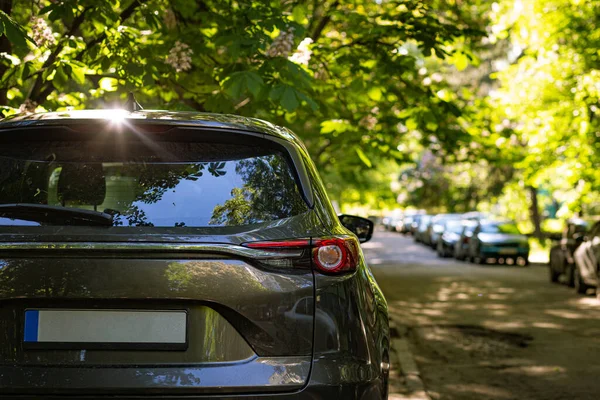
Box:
[398, 108, 416, 118]
[269, 84, 301, 112]
[321, 119, 352, 134]
[0, 11, 34, 47]
[71, 64, 86, 85]
[355, 146, 372, 168]
[39, 4, 58, 14]
[99, 77, 118, 92]
[406, 118, 418, 130]
[245, 71, 263, 97]
[223, 74, 244, 99]
[21, 62, 33, 80]
[223, 71, 264, 99]
[367, 87, 383, 101]
[296, 91, 318, 111]
[280, 86, 299, 111]
[143, 72, 154, 87]
[453, 52, 470, 71]
[292, 5, 307, 23]
[53, 65, 69, 87]
[426, 122, 438, 131]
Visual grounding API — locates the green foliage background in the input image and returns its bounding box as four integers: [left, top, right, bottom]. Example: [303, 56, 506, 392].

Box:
[0, 0, 597, 227]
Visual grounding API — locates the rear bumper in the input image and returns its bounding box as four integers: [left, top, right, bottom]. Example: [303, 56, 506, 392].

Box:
[480, 247, 529, 258]
[6, 384, 384, 400]
[3, 358, 386, 400]
[6, 386, 384, 400]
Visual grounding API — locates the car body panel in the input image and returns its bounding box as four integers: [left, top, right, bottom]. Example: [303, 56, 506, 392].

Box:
[0, 110, 288, 140]
[574, 221, 600, 287]
[414, 215, 432, 243]
[550, 218, 596, 285]
[454, 221, 477, 260]
[0, 111, 390, 398]
[468, 221, 530, 261]
[429, 214, 463, 247]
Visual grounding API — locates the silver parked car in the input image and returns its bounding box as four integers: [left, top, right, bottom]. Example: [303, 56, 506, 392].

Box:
[573, 221, 600, 294]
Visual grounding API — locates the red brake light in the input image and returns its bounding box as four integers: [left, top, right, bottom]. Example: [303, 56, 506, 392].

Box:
[244, 239, 310, 248]
[241, 236, 360, 274]
[313, 237, 359, 274]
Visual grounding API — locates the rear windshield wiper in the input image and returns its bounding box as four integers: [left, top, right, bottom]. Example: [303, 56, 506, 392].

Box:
[0, 204, 113, 226]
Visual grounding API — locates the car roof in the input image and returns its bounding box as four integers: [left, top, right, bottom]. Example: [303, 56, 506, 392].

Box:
[432, 213, 462, 221]
[479, 219, 515, 225]
[0, 109, 301, 143]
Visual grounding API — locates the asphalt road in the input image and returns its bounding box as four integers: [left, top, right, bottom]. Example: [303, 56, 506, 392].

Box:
[364, 229, 600, 400]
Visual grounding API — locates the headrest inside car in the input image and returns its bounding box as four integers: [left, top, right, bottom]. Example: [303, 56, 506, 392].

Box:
[57, 164, 106, 206]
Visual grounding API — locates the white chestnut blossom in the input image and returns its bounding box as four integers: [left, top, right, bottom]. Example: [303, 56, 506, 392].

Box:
[163, 9, 177, 30]
[166, 41, 193, 72]
[266, 28, 294, 58]
[359, 108, 380, 130]
[289, 37, 313, 66]
[31, 17, 55, 48]
[359, 115, 378, 130]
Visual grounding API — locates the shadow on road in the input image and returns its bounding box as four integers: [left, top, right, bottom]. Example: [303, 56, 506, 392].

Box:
[366, 230, 600, 400]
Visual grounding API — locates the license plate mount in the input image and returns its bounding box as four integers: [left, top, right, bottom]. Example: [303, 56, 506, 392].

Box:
[23, 309, 188, 351]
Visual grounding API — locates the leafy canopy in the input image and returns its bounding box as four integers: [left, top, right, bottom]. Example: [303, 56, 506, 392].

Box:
[0, 0, 488, 200]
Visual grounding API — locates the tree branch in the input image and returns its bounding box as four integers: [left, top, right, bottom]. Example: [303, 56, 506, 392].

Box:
[31, 1, 147, 104]
[75, 0, 146, 62]
[0, 0, 12, 106]
[28, 6, 91, 102]
[311, 0, 339, 42]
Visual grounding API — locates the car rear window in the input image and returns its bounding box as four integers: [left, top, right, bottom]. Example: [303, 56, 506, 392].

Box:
[445, 221, 464, 233]
[481, 223, 521, 234]
[0, 139, 308, 227]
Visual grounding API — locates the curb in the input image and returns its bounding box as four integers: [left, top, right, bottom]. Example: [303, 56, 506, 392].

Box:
[389, 320, 431, 400]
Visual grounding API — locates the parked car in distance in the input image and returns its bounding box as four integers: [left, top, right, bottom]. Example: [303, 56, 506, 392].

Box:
[382, 210, 402, 231]
[548, 218, 595, 287]
[461, 211, 490, 221]
[415, 215, 432, 243]
[398, 214, 416, 234]
[468, 220, 530, 265]
[410, 214, 423, 235]
[454, 220, 479, 261]
[0, 109, 390, 398]
[429, 213, 463, 248]
[436, 220, 465, 257]
[573, 220, 600, 295]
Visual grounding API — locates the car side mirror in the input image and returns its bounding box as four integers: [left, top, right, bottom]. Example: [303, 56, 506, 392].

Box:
[338, 214, 374, 243]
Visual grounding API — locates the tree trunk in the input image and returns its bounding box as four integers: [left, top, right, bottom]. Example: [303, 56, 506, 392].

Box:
[528, 186, 543, 239]
[0, 0, 13, 106]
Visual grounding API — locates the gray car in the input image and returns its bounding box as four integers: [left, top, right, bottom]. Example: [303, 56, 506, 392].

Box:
[428, 213, 463, 248]
[454, 220, 479, 261]
[468, 220, 530, 265]
[573, 220, 600, 294]
[0, 109, 390, 398]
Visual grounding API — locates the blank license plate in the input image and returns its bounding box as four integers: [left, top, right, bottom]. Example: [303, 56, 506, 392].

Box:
[498, 248, 518, 255]
[23, 309, 188, 350]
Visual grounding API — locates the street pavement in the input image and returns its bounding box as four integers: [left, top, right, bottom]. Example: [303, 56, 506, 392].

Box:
[364, 229, 600, 400]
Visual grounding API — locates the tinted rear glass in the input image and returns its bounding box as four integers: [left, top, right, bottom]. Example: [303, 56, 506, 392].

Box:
[445, 221, 464, 233]
[0, 140, 308, 227]
[481, 223, 521, 234]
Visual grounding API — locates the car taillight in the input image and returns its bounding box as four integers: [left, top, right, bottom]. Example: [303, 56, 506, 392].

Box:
[244, 239, 311, 249]
[312, 237, 359, 274]
[242, 236, 359, 274]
